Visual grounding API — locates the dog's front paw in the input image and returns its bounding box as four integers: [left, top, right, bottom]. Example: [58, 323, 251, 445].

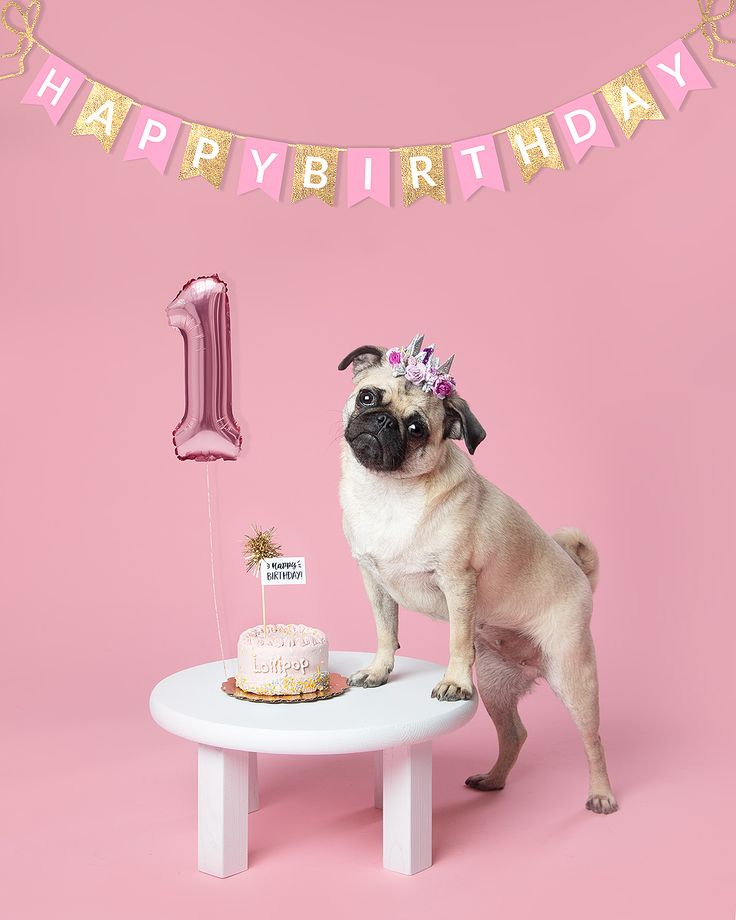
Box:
[348, 667, 390, 689]
[431, 678, 474, 701]
[465, 772, 505, 791]
[586, 793, 618, 815]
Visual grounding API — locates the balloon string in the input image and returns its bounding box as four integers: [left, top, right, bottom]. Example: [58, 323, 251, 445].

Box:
[205, 462, 228, 678]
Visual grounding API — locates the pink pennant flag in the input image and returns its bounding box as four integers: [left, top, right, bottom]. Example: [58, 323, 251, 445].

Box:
[346, 148, 390, 207]
[237, 139, 288, 201]
[123, 106, 181, 174]
[646, 40, 711, 111]
[21, 54, 86, 125]
[450, 134, 504, 201]
[554, 93, 615, 164]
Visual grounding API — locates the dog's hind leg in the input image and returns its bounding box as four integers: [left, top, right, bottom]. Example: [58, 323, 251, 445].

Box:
[543, 625, 618, 815]
[465, 636, 536, 791]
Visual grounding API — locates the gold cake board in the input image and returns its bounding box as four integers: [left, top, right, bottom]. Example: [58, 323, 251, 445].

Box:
[221, 674, 349, 703]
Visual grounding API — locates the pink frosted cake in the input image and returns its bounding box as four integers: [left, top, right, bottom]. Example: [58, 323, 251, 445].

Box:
[236, 624, 330, 696]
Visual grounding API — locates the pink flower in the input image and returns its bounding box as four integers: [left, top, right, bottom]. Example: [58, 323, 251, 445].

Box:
[405, 362, 427, 384]
[387, 348, 403, 366]
[432, 374, 455, 399]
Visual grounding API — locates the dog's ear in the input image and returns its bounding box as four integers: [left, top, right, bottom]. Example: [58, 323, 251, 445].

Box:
[338, 345, 386, 376]
[443, 395, 486, 455]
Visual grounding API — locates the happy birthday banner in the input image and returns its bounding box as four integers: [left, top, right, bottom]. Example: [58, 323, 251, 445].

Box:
[2, 1, 735, 205]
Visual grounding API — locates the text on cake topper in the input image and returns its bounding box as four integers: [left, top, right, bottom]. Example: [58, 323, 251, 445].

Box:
[260, 557, 306, 585]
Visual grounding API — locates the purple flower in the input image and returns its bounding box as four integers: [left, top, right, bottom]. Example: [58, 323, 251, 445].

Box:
[405, 361, 427, 384]
[387, 348, 403, 366]
[432, 374, 455, 399]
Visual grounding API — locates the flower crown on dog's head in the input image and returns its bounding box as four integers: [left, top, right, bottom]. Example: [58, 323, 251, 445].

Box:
[387, 333, 456, 399]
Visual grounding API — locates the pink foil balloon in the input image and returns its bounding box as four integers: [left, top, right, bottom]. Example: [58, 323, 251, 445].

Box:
[166, 274, 242, 461]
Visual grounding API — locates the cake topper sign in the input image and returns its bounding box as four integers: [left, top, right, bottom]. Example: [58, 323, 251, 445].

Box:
[261, 557, 307, 585]
[243, 527, 306, 629]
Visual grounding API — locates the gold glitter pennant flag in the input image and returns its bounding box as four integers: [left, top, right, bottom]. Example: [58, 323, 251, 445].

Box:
[291, 145, 340, 205]
[600, 69, 664, 139]
[399, 145, 446, 206]
[71, 82, 133, 152]
[506, 115, 563, 183]
[179, 124, 233, 190]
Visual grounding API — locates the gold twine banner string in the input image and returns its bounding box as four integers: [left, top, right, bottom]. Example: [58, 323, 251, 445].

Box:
[2, 0, 734, 146]
[0, 0, 39, 79]
[684, 0, 736, 66]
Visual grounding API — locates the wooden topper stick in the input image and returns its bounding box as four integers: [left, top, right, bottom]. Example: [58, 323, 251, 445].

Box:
[243, 526, 281, 632]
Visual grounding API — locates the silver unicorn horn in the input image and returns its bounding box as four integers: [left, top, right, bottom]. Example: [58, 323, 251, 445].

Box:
[407, 333, 424, 357]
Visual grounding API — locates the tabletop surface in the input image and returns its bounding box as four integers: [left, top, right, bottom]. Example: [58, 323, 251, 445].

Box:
[149, 651, 478, 755]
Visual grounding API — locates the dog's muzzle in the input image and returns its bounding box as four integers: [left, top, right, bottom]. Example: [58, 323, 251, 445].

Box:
[344, 410, 406, 472]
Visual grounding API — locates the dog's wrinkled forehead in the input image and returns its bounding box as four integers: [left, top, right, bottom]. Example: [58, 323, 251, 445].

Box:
[353, 363, 441, 420]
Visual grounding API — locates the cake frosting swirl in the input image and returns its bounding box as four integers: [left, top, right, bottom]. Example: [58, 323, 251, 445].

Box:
[236, 624, 329, 696]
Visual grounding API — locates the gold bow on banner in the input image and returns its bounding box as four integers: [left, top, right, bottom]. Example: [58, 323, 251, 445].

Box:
[0, 0, 39, 80]
[684, 0, 736, 66]
[2, 0, 736, 201]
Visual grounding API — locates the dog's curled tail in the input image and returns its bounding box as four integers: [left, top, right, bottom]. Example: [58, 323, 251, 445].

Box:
[553, 527, 600, 592]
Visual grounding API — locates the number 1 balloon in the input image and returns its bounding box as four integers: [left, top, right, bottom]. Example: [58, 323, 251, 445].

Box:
[166, 274, 242, 461]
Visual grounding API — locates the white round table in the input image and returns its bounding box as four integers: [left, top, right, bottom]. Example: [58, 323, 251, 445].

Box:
[150, 651, 477, 877]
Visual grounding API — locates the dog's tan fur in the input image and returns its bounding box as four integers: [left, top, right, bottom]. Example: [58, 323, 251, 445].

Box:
[339, 354, 617, 814]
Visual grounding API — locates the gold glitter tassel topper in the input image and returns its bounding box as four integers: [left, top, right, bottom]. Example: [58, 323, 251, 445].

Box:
[244, 526, 282, 630]
[243, 526, 282, 577]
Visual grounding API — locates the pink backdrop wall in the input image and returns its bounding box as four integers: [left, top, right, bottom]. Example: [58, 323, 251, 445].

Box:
[1, 1, 733, 917]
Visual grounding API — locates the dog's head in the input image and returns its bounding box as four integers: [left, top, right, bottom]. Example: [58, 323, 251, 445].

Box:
[338, 344, 486, 476]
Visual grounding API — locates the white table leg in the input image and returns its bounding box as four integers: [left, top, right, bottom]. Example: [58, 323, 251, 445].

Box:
[382, 741, 432, 875]
[247, 752, 259, 813]
[373, 751, 383, 809]
[198, 745, 250, 877]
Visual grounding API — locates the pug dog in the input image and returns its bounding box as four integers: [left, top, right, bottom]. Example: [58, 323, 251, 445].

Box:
[338, 338, 618, 814]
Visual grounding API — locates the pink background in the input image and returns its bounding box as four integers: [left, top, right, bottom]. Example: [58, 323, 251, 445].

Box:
[1, 1, 734, 917]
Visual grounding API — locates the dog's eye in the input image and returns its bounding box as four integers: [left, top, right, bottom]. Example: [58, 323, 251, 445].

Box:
[357, 389, 375, 406]
[407, 421, 426, 439]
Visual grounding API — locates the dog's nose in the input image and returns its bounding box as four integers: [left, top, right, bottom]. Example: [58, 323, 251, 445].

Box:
[375, 414, 395, 430]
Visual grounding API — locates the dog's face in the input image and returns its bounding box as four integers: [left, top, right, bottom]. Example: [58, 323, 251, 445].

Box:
[339, 345, 486, 477]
